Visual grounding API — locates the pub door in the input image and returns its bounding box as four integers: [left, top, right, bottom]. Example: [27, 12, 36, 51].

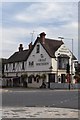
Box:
[48, 74, 55, 88]
[61, 74, 65, 83]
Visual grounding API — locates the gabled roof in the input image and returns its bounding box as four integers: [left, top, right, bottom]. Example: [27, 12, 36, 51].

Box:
[7, 49, 30, 63]
[28, 36, 77, 59]
[40, 38, 64, 57]
[6, 37, 64, 63]
[6, 32, 77, 63]
[30, 37, 64, 58]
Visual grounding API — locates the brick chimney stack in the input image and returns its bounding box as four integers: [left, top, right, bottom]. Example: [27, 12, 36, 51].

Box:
[19, 44, 23, 52]
[40, 32, 46, 44]
[28, 42, 33, 49]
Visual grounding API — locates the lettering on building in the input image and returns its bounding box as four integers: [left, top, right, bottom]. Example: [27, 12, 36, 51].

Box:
[36, 58, 49, 66]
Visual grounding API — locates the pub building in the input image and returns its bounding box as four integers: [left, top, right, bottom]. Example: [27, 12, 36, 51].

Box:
[3, 32, 77, 88]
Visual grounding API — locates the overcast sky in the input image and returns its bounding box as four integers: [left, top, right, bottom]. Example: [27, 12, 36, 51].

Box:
[1, 1, 78, 59]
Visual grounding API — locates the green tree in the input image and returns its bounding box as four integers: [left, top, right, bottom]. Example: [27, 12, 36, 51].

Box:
[21, 74, 28, 87]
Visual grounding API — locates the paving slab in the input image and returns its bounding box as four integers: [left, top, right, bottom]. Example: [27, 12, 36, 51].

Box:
[1, 107, 79, 119]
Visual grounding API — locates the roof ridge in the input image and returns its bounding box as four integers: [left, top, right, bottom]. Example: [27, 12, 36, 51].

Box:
[45, 38, 64, 42]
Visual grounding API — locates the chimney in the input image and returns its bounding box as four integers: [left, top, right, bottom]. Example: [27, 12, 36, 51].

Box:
[40, 32, 46, 44]
[19, 44, 23, 52]
[28, 42, 33, 49]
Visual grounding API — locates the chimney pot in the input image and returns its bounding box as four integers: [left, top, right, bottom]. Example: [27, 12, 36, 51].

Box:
[40, 32, 46, 44]
[29, 42, 33, 49]
[19, 44, 23, 52]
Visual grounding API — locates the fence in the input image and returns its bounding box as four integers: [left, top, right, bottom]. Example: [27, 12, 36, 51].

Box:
[50, 83, 80, 89]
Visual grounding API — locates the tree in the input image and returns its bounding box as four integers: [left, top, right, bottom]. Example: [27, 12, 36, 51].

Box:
[40, 74, 46, 88]
[21, 74, 28, 80]
[21, 74, 28, 87]
[41, 74, 46, 81]
[36, 74, 41, 79]
[74, 63, 80, 83]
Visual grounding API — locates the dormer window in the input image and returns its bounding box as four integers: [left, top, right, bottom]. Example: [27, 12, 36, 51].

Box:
[36, 44, 40, 53]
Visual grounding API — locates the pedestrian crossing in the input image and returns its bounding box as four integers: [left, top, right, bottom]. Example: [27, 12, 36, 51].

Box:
[1, 107, 79, 118]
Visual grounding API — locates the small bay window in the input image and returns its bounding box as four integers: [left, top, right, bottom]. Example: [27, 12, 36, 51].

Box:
[58, 55, 69, 70]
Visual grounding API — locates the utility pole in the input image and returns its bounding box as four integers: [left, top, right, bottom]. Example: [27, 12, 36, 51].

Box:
[71, 39, 73, 85]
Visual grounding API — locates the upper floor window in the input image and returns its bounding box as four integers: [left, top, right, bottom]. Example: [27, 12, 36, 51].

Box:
[58, 57, 69, 69]
[29, 61, 34, 67]
[22, 62, 24, 70]
[28, 77, 32, 83]
[5, 64, 8, 71]
[36, 44, 40, 53]
[13, 63, 15, 70]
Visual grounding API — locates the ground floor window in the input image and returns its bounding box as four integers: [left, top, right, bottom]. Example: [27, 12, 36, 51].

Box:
[34, 77, 36, 82]
[28, 77, 32, 83]
[13, 77, 20, 87]
[48, 74, 55, 83]
[37, 79, 39, 83]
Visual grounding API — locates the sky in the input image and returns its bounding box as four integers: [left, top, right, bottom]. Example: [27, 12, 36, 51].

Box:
[1, 1, 79, 60]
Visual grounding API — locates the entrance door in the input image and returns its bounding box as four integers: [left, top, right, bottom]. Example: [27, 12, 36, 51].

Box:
[48, 74, 55, 88]
[61, 74, 65, 83]
[13, 77, 20, 87]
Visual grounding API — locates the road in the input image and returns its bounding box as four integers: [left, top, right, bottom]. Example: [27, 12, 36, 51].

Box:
[2, 88, 79, 109]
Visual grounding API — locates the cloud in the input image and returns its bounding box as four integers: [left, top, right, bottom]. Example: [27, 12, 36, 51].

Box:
[1, 0, 79, 2]
[14, 2, 77, 24]
[2, 27, 33, 58]
[1, 2, 78, 59]
[0, 28, 2, 58]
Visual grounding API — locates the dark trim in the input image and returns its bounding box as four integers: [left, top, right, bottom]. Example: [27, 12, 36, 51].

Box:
[4, 70, 67, 73]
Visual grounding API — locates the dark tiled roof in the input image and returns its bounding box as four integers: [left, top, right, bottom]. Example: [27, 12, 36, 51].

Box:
[7, 49, 30, 63]
[39, 37, 76, 59]
[7, 37, 64, 63]
[6, 36, 76, 63]
[39, 37, 64, 57]
[0, 58, 7, 64]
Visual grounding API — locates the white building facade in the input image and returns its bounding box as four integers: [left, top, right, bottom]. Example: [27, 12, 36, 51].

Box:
[3, 32, 77, 88]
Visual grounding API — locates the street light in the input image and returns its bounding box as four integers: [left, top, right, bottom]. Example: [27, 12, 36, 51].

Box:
[58, 37, 64, 40]
[58, 36, 74, 89]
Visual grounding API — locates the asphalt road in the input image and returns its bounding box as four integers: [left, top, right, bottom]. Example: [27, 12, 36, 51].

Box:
[2, 88, 79, 109]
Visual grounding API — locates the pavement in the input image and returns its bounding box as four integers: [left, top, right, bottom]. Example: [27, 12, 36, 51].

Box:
[0, 89, 8, 93]
[1, 107, 79, 119]
[1, 88, 80, 119]
[0, 88, 79, 93]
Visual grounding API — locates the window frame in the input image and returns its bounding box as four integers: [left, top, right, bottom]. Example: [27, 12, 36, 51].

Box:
[13, 63, 15, 70]
[28, 61, 34, 67]
[36, 44, 40, 53]
[22, 61, 25, 70]
[5, 64, 8, 71]
[58, 57, 69, 70]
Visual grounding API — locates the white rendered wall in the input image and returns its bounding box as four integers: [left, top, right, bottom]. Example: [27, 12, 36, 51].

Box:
[27, 42, 51, 72]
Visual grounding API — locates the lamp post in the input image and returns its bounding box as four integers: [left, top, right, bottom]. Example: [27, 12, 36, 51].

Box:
[58, 37, 74, 89]
[55, 56, 59, 83]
